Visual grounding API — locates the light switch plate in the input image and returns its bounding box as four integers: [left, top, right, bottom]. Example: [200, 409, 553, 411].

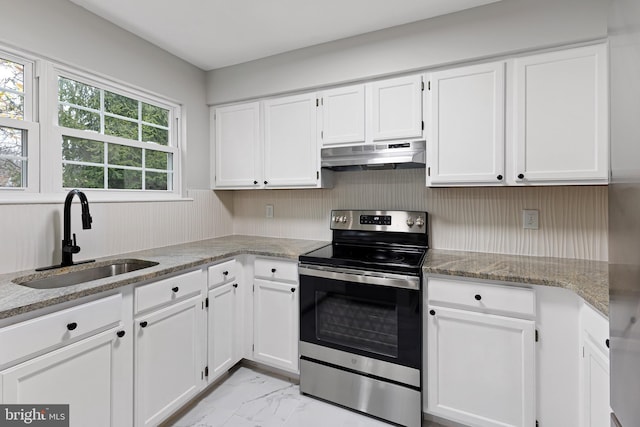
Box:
[523, 209, 539, 230]
[266, 204, 274, 218]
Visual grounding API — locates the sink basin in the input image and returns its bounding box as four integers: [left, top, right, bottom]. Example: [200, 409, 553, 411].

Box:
[14, 259, 159, 290]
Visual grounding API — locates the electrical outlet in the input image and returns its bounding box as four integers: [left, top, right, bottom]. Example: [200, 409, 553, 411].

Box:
[266, 204, 274, 218]
[523, 209, 539, 230]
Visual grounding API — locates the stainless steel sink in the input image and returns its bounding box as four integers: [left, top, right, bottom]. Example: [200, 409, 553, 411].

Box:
[14, 259, 159, 289]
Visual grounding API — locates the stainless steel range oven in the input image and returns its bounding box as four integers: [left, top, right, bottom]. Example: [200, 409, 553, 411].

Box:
[298, 210, 427, 427]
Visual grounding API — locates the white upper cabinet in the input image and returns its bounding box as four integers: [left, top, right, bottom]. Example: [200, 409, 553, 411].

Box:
[213, 102, 261, 189]
[370, 75, 424, 141]
[512, 44, 608, 185]
[320, 84, 366, 146]
[427, 62, 506, 186]
[263, 92, 320, 188]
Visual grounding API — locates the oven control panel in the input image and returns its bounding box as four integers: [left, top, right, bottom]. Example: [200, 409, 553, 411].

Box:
[331, 210, 427, 233]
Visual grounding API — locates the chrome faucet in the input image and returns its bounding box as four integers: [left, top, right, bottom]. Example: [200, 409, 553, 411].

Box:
[61, 189, 93, 267]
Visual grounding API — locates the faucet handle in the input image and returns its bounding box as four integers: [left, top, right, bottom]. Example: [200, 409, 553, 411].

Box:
[62, 233, 81, 254]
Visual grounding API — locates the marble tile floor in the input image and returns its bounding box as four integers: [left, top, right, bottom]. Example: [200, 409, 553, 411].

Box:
[165, 365, 446, 427]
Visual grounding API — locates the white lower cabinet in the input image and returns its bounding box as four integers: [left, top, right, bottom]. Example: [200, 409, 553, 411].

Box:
[0, 293, 131, 427]
[580, 302, 611, 427]
[253, 257, 299, 373]
[426, 277, 536, 427]
[134, 294, 205, 427]
[207, 259, 242, 382]
[253, 279, 299, 373]
[1, 327, 129, 427]
[427, 307, 536, 427]
[208, 281, 238, 380]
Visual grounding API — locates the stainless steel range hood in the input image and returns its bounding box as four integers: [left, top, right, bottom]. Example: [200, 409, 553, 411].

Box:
[321, 140, 426, 171]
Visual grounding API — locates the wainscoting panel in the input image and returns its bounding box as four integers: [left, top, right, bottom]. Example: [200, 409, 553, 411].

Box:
[0, 190, 233, 274]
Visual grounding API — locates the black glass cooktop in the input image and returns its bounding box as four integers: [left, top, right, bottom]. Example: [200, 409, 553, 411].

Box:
[299, 243, 426, 275]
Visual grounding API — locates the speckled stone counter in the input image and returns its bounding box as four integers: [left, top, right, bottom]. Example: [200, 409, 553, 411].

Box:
[0, 235, 327, 321]
[423, 249, 609, 316]
[0, 240, 609, 321]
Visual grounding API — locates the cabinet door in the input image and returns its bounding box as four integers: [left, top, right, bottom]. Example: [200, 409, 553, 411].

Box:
[2, 328, 130, 427]
[582, 337, 610, 427]
[213, 102, 261, 189]
[321, 85, 365, 146]
[580, 303, 611, 427]
[135, 295, 204, 427]
[263, 93, 318, 187]
[513, 44, 608, 184]
[427, 62, 506, 186]
[253, 279, 299, 373]
[427, 306, 535, 427]
[207, 282, 237, 381]
[370, 75, 423, 141]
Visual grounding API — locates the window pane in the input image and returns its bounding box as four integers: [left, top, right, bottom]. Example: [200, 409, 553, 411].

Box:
[145, 149, 168, 170]
[58, 105, 100, 131]
[108, 144, 141, 167]
[105, 116, 138, 140]
[0, 158, 23, 187]
[63, 164, 104, 188]
[142, 103, 168, 127]
[0, 91, 24, 119]
[108, 168, 141, 189]
[58, 78, 100, 110]
[0, 126, 25, 157]
[62, 136, 104, 164]
[105, 91, 138, 119]
[142, 125, 168, 145]
[0, 59, 24, 93]
[145, 171, 169, 190]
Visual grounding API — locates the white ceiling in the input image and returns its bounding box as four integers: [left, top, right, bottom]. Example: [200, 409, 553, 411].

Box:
[69, 0, 500, 71]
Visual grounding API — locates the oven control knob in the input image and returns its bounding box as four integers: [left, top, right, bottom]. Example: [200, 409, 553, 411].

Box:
[415, 217, 425, 228]
[340, 216, 348, 223]
[406, 217, 415, 227]
[331, 215, 336, 223]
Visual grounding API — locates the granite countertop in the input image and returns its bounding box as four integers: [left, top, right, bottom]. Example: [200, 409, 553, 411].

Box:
[0, 237, 609, 322]
[423, 249, 609, 316]
[0, 235, 328, 321]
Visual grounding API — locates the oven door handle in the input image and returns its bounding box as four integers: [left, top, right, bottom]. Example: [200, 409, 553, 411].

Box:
[298, 265, 420, 290]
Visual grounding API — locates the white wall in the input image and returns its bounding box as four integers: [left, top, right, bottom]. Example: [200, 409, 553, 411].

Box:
[232, 169, 608, 261]
[206, 0, 607, 104]
[0, 0, 234, 274]
[0, 0, 210, 189]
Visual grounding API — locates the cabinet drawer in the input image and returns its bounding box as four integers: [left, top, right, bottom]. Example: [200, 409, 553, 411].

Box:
[428, 277, 535, 317]
[254, 258, 298, 283]
[0, 293, 122, 367]
[208, 259, 237, 288]
[135, 269, 204, 314]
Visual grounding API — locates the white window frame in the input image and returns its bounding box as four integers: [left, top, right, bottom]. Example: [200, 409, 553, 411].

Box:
[0, 49, 39, 196]
[41, 63, 183, 201]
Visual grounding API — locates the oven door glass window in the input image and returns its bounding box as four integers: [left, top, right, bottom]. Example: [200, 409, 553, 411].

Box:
[300, 273, 421, 369]
[316, 291, 398, 357]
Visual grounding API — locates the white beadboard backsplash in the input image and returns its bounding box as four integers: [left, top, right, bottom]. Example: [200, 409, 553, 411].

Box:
[0, 190, 233, 275]
[0, 172, 608, 275]
[232, 169, 608, 261]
